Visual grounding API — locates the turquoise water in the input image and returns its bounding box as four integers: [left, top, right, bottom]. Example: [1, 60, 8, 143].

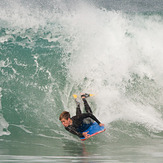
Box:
[0, 0, 163, 162]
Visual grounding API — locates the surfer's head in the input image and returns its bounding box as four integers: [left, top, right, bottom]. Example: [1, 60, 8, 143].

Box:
[59, 111, 72, 127]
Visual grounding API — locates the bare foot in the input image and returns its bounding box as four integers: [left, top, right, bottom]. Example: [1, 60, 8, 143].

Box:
[81, 93, 86, 99]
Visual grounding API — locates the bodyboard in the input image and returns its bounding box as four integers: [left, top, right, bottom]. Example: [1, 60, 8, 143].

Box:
[80, 122, 105, 141]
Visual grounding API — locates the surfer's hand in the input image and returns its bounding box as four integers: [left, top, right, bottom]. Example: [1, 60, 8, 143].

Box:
[99, 123, 104, 127]
[82, 131, 90, 139]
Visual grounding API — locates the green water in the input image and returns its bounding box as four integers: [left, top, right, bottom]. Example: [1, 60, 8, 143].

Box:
[0, 0, 163, 162]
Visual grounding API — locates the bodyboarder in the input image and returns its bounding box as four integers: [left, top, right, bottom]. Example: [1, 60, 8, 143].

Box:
[59, 93, 104, 139]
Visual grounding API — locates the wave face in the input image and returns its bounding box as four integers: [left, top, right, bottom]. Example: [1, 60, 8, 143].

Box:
[0, 0, 163, 161]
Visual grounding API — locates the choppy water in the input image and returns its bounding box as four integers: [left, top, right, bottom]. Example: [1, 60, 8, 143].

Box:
[0, 0, 163, 162]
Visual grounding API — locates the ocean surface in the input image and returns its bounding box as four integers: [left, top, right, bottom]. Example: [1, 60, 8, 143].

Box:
[0, 0, 163, 162]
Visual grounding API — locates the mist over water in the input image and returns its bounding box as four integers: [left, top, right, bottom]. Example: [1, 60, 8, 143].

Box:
[0, 0, 163, 162]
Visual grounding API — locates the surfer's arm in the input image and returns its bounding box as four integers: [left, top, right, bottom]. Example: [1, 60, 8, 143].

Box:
[65, 126, 83, 137]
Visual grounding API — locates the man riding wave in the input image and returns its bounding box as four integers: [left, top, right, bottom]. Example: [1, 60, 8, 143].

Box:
[59, 93, 104, 139]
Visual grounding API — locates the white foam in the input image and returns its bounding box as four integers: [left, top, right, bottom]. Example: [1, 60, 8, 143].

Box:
[58, 3, 163, 132]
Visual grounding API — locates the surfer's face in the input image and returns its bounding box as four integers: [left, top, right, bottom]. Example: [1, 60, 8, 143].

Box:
[61, 118, 71, 127]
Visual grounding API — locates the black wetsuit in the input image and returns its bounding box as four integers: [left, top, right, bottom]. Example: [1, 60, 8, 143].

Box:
[65, 98, 101, 137]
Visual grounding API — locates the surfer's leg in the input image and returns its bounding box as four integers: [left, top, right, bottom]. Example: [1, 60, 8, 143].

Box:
[82, 98, 94, 125]
[76, 103, 82, 116]
[73, 94, 82, 115]
[82, 98, 93, 114]
[81, 94, 94, 125]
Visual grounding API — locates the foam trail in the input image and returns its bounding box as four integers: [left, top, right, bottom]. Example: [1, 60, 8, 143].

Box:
[0, 88, 10, 136]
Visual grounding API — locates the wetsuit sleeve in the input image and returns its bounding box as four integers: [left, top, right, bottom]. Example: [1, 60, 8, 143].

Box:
[65, 126, 83, 137]
[80, 113, 101, 124]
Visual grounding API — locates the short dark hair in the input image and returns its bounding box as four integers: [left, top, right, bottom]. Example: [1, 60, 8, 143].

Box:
[59, 111, 70, 120]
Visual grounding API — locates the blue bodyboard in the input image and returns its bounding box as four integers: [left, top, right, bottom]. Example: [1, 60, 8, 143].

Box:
[80, 122, 105, 141]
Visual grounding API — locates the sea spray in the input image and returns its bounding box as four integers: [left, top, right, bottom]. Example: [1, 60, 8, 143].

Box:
[59, 4, 163, 133]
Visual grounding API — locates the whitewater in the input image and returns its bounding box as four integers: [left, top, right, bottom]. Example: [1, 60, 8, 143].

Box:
[0, 0, 163, 162]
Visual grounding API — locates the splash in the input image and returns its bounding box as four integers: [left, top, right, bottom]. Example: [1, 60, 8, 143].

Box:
[60, 3, 163, 133]
[0, 0, 163, 138]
